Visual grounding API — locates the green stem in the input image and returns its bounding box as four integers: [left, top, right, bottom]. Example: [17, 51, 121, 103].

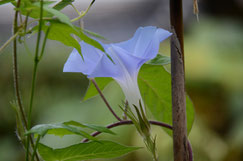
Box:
[30, 135, 41, 161]
[38, 26, 50, 61]
[26, 61, 40, 161]
[1, 12, 31, 55]
[27, 61, 39, 126]
[26, 0, 44, 161]
[0, 32, 19, 55]
[71, 0, 95, 22]
[13, 0, 25, 126]
[24, 12, 30, 33]
[71, 3, 82, 16]
[13, 2, 40, 161]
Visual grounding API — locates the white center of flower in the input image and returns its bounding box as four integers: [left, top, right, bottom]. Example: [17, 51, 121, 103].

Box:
[108, 47, 145, 114]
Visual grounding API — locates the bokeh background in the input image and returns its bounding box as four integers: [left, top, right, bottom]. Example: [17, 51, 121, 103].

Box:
[0, 0, 243, 161]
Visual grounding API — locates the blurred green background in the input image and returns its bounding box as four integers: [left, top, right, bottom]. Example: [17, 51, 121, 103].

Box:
[0, 0, 243, 161]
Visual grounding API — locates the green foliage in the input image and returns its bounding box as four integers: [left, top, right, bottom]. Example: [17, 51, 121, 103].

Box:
[26, 121, 114, 141]
[53, 0, 74, 11]
[41, 21, 82, 55]
[26, 123, 97, 141]
[138, 64, 194, 135]
[38, 141, 140, 161]
[13, 0, 53, 18]
[12, 0, 106, 57]
[63, 120, 115, 135]
[12, 0, 73, 22]
[34, 3, 73, 27]
[13, 0, 74, 26]
[0, 0, 15, 5]
[39, 20, 105, 56]
[146, 54, 171, 65]
[83, 29, 107, 40]
[78, 28, 105, 53]
[80, 29, 112, 61]
[83, 77, 113, 101]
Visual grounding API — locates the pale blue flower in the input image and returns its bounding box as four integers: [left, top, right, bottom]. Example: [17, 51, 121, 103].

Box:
[64, 26, 172, 112]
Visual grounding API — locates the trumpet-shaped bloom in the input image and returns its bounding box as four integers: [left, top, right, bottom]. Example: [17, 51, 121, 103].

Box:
[64, 26, 172, 112]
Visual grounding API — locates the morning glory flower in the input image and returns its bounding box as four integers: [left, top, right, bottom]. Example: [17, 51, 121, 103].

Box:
[63, 26, 172, 112]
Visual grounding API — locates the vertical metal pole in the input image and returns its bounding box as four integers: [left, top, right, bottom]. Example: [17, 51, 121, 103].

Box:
[170, 0, 189, 161]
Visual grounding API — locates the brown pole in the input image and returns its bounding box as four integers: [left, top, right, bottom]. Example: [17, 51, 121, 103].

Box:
[170, 0, 189, 161]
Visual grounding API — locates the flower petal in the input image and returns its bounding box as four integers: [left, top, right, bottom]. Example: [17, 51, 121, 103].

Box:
[64, 41, 128, 79]
[115, 26, 172, 59]
[88, 52, 121, 78]
[63, 41, 102, 75]
[110, 45, 147, 76]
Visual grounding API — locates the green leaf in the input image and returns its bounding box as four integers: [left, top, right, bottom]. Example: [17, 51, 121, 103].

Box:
[14, 1, 52, 18]
[0, 0, 15, 5]
[138, 64, 194, 135]
[146, 54, 171, 65]
[53, 0, 74, 11]
[78, 28, 106, 53]
[33, 3, 73, 27]
[13, 1, 73, 26]
[63, 120, 115, 135]
[38, 141, 140, 161]
[26, 123, 98, 141]
[83, 77, 113, 101]
[83, 29, 107, 40]
[40, 20, 105, 56]
[42, 21, 82, 54]
[42, 4, 72, 27]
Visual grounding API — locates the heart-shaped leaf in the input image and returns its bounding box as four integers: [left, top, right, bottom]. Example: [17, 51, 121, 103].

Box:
[38, 141, 141, 161]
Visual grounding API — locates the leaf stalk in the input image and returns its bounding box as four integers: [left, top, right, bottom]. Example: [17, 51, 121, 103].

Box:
[71, 0, 96, 22]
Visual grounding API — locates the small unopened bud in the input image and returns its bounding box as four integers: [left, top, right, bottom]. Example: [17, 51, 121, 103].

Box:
[140, 119, 151, 138]
[133, 102, 151, 138]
